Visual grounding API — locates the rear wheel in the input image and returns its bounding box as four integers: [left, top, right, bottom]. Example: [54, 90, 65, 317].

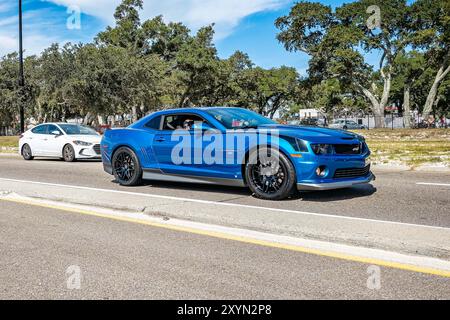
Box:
[245, 147, 296, 200]
[112, 147, 142, 186]
[63, 144, 76, 162]
[21, 144, 34, 161]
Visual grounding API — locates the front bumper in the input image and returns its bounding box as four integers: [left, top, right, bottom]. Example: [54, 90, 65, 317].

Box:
[74, 144, 101, 159]
[297, 172, 376, 191]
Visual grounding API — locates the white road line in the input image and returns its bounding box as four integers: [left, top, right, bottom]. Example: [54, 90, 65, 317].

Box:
[417, 182, 450, 187]
[0, 177, 449, 231]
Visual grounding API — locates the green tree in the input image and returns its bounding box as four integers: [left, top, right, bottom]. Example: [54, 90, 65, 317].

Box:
[175, 25, 219, 108]
[392, 51, 426, 127]
[411, 0, 450, 118]
[240, 66, 299, 119]
[276, 0, 412, 127]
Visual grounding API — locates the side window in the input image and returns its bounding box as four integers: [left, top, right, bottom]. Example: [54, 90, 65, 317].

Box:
[47, 125, 60, 134]
[162, 114, 207, 131]
[31, 125, 48, 135]
[145, 116, 162, 130]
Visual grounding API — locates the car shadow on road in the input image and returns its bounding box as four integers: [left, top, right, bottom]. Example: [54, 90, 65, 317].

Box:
[30, 158, 102, 163]
[296, 184, 377, 202]
[112, 178, 377, 202]
[113, 179, 253, 198]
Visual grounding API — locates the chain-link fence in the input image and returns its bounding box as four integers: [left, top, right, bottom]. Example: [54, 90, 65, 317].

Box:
[292, 111, 450, 129]
[0, 126, 18, 136]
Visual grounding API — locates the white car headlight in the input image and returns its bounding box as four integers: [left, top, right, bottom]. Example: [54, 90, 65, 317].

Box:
[73, 140, 93, 146]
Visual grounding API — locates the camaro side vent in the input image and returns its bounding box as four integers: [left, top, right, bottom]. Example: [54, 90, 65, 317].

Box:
[334, 144, 362, 155]
[334, 165, 371, 179]
[93, 144, 101, 155]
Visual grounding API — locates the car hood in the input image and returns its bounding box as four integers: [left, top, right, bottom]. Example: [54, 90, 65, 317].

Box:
[66, 135, 102, 144]
[257, 124, 364, 144]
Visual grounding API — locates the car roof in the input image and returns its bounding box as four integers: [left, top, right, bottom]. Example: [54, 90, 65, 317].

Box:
[153, 107, 244, 115]
[35, 123, 85, 126]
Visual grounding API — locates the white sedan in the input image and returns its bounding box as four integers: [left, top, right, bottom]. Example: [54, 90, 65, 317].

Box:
[19, 123, 102, 162]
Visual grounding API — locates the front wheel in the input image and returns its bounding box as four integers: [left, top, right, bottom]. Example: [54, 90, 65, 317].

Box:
[245, 147, 296, 200]
[22, 144, 34, 160]
[63, 144, 76, 162]
[112, 147, 143, 186]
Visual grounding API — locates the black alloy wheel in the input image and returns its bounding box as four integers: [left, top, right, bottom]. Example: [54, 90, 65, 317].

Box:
[112, 147, 142, 186]
[245, 147, 296, 200]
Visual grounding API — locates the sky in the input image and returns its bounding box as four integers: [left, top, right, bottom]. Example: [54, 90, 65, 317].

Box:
[0, 0, 381, 75]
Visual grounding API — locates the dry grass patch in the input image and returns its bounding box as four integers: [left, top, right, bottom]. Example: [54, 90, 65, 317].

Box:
[353, 129, 450, 168]
[0, 136, 19, 153]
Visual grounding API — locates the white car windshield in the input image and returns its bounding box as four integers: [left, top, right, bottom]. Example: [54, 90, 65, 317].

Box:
[58, 124, 98, 135]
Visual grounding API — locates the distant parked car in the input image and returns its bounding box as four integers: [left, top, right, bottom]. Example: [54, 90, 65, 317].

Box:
[289, 118, 328, 127]
[19, 123, 102, 162]
[329, 120, 367, 130]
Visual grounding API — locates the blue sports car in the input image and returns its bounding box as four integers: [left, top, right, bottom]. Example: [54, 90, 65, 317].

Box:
[101, 107, 374, 200]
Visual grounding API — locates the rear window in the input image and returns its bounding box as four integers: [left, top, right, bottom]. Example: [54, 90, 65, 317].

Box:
[31, 125, 48, 134]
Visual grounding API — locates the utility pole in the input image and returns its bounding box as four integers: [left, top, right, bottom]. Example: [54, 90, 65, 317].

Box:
[18, 0, 25, 133]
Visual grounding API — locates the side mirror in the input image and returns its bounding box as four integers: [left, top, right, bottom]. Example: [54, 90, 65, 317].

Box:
[51, 130, 62, 136]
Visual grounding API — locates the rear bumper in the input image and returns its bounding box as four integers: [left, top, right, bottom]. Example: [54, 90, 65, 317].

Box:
[297, 173, 375, 191]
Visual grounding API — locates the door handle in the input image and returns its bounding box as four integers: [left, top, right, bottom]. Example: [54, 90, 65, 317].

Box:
[155, 137, 166, 142]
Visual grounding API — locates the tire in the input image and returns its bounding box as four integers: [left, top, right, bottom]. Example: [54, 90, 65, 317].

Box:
[63, 144, 76, 162]
[21, 144, 34, 161]
[245, 147, 296, 200]
[112, 147, 143, 186]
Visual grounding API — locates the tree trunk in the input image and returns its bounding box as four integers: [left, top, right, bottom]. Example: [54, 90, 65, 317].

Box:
[131, 105, 139, 123]
[422, 63, 450, 118]
[403, 83, 411, 129]
[360, 86, 385, 128]
[37, 101, 43, 123]
[83, 112, 93, 125]
[98, 115, 107, 125]
[358, 57, 393, 128]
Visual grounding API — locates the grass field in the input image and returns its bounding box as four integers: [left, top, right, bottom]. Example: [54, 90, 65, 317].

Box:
[0, 136, 19, 152]
[2, 130, 450, 168]
[354, 129, 450, 168]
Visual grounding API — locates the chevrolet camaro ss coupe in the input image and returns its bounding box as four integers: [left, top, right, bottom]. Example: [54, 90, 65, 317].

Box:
[101, 107, 374, 200]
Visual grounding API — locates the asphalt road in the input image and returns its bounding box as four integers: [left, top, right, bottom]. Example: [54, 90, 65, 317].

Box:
[1, 200, 449, 299]
[0, 156, 449, 227]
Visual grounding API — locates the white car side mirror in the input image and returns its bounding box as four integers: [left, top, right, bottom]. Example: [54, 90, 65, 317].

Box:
[51, 130, 62, 136]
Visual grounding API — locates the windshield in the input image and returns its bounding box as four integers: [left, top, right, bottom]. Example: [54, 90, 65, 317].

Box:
[205, 108, 276, 129]
[58, 124, 99, 135]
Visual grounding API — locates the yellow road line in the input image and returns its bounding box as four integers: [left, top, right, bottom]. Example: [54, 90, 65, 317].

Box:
[2, 197, 450, 278]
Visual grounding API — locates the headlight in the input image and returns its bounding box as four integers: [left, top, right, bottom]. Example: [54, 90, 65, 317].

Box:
[73, 140, 93, 146]
[365, 157, 371, 166]
[311, 144, 333, 155]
